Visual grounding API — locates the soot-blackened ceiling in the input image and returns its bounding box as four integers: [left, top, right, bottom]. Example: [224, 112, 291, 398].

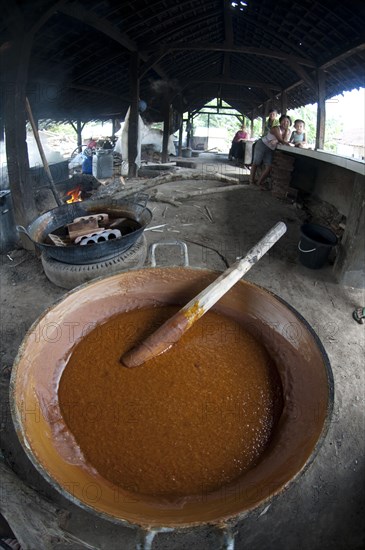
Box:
[1, 0, 364, 122]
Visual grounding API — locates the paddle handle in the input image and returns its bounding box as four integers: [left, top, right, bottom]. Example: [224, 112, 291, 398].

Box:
[121, 221, 287, 368]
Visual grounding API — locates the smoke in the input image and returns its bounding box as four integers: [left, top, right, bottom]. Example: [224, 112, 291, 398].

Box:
[149, 78, 181, 97]
[0, 130, 65, 189]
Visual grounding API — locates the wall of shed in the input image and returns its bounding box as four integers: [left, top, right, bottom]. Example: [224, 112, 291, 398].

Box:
[313, 164, 354, 216]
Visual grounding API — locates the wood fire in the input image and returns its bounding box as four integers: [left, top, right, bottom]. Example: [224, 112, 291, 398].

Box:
[66, 186, 82, 203]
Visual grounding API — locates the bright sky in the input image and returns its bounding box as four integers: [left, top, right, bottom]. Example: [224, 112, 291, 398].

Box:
[325, 87, 365, 131]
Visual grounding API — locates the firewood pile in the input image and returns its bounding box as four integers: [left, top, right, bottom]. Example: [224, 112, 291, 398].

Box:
[47, 213, 134, 247]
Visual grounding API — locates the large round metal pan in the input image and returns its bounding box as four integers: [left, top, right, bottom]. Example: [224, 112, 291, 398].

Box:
[17, 197, 152, 264]
[10, 267, 333, 529]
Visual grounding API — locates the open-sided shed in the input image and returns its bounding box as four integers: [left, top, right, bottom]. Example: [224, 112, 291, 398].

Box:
[0, 3, 365, 548]
[1, 0, 364, 230]
[1, 0, 365, 120]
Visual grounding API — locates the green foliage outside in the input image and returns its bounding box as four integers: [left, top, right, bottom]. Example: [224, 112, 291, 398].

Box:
[37, 121, 76, 136]
[36, 120, 115, 140]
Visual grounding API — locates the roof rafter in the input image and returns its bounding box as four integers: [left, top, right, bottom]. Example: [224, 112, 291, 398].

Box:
[187, 78, 281, 91]
[242, 42, 365, 112]
[142, 43, 316, 67]
[66, 83, 125, 99]
[223, 1, 234, 46]
[274, 42, 365, 103]
[320, 41, 365, 70]
[60, 3, 137, 51]
[2, 1, 363, 123]
[29, 0, 68, 37]
[59, 2, 169, 79]
[287, 61, 316, 90]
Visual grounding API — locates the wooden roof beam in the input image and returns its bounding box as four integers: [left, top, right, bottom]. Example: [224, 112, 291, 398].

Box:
[222, 52, 230, 77]
[258, 43, 365, 113]
[223, 1, 234, 46]
[66, 83, 127, 100]
[2, 1, 68, 44]
[72, 52, 124, 83]
[30, 1, 68, 36]
[60, 3, 137, 52]
[60, 3, 168, 79]
[278, 41, 365, 99]
[288, 61, 316, 90]
[139, 41, 364, 94]
[139, 49, 167, 78]
[256, 48, 364, 112]
[142, 43, 316, 68]
[262, 87, 273, 99]
[320, 41, 365, 70]
[188, 78, 281, 90]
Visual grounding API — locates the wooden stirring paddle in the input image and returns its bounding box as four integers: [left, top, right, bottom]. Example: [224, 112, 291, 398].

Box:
[121, 221, 287, 368]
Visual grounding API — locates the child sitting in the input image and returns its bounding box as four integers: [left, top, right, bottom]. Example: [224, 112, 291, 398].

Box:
[290, 119, 307, 148]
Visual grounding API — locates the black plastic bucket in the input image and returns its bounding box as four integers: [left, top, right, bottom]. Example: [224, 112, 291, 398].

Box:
[298, 223, 337, 269]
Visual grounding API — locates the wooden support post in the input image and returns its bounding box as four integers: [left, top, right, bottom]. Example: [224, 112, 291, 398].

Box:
[261, 104, 267, 135]
[25, 97, 62, 206]
[3, 36, 37, 250]
[25, 97, 63, 206]
[186, 113, 191, 148]
[316, 69, 326, 150]
[0, 100, 4, 142]
[112, 117, 120, 138]
[162, 99, 171, 163]
[281, 90, 287, 115]
[77, 119, 82, 152]
[178, 116, 183, 157]
[70, 119, 86, 152]
[128, 52, 140, 177]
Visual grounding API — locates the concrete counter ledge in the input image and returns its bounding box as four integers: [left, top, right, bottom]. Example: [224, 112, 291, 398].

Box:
[276, 145, 365, 176]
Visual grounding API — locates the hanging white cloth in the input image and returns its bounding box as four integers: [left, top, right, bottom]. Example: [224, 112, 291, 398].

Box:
[120, 107, 143, 175]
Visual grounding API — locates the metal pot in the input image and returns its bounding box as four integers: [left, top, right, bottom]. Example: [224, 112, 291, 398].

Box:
[17, 196, 152, 264]
[10, 267, 333, 540]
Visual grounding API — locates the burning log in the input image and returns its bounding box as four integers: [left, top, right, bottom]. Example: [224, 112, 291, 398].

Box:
[66, 186, 82, 203]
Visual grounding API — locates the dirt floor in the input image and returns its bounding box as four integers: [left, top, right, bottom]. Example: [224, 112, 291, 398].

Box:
[0, 153, 364, 549]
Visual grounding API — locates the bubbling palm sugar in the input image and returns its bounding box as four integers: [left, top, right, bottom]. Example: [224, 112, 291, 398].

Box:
[58, 306, 283, 499]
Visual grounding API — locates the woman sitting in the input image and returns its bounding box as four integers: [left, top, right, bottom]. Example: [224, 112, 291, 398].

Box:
[228, 125, 249, 161]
